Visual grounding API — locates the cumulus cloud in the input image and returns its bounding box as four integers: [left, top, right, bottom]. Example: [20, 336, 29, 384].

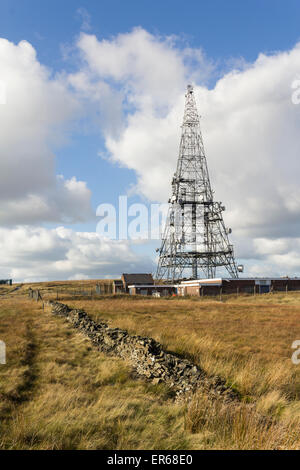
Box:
[70, 28, 213, 137]
[0, 38, 93, 225]
[0, 226, 154, 282]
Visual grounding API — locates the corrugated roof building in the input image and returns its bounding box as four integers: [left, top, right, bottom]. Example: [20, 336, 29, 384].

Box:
[121, 273, 154, 292]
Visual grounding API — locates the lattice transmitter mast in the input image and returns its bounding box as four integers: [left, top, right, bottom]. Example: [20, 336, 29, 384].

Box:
[156, 85, 239, 281]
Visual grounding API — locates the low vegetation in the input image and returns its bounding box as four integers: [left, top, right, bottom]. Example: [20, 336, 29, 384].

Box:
[0, 282, 299, 449]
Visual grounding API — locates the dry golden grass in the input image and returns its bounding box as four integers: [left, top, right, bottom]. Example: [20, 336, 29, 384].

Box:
[185, 392, 300, 450]
[0, 283, 300, 449]
[0, 296, 190, 450]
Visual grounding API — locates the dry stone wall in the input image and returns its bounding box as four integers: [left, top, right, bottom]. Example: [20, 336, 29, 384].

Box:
[49, 301, 237, 401]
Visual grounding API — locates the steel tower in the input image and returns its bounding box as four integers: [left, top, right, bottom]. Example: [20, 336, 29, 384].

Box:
[156, 85, 239, 281]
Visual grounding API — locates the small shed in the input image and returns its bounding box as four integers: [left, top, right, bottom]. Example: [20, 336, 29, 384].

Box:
[178, 278, 222, 296]
[0, 279, 12, 286]
[121, 273, 154, 293]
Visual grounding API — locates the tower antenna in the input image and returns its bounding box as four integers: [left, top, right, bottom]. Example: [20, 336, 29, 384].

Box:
[156, 85, 239, 281]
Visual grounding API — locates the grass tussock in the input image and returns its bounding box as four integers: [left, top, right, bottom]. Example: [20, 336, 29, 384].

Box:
[185, 392, 300, 450]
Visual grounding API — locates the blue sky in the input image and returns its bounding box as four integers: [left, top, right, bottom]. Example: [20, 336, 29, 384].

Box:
[1, 1, 300, 281]
[2, 0, 300, 63]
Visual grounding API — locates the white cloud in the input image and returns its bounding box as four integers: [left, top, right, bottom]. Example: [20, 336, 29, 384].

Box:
[0, 226, 154, 282]
[75, 29, 201, 104]
[0, 38, 93, 225]
[70, 28, 213, 135]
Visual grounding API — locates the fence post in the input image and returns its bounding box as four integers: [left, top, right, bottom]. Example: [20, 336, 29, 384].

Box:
[219, 287, 222, 302]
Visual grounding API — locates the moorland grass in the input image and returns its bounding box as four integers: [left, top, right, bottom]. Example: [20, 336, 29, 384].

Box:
[0, 285, 299, 449]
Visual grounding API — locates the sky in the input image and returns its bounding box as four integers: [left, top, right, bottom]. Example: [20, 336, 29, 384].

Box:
[1, 0, 300, 281]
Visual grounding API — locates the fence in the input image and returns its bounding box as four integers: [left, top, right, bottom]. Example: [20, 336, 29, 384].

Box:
[28, 284, 114, 303]
[95, 283, 113, 295]
[28, 288, 43, 301]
